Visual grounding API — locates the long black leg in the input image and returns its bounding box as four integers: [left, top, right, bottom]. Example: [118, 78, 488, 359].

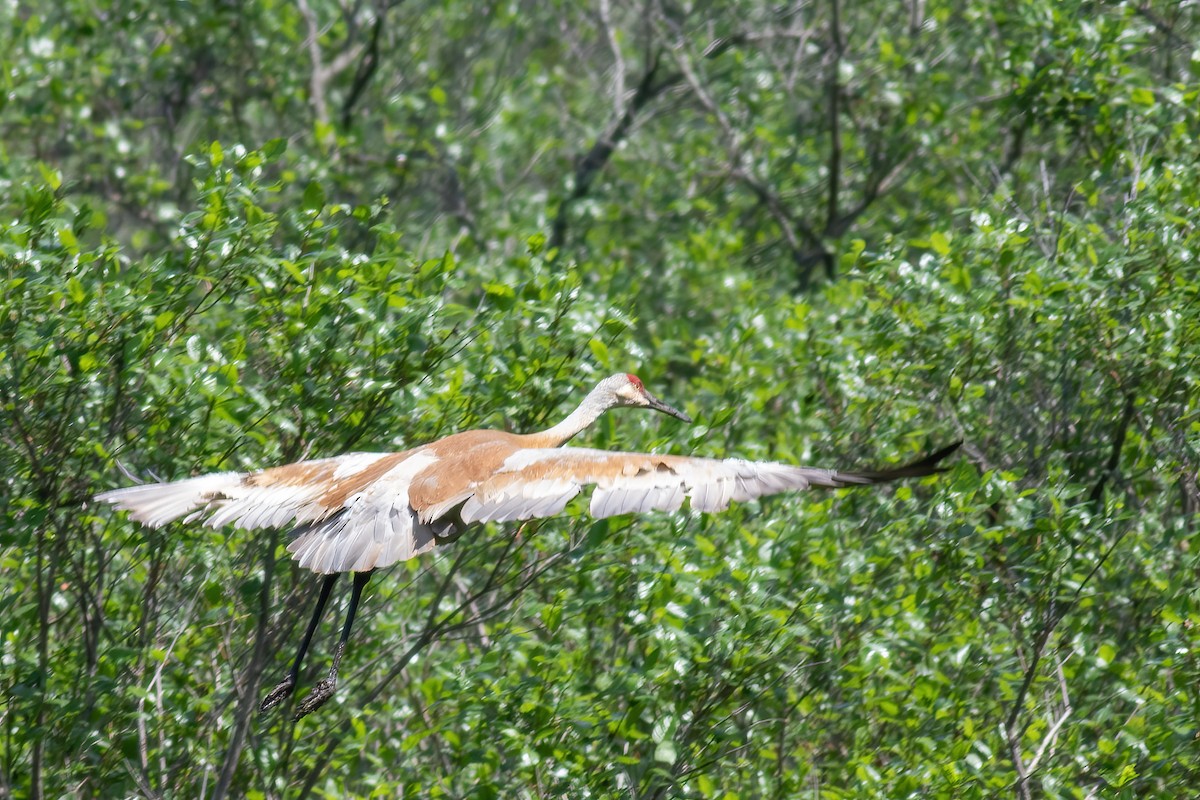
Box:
[260, 572, 339, 713]
[294, 570, 373, 719]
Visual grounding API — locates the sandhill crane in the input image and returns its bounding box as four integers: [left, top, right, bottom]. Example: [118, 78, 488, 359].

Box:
[97, 373, 959, 718]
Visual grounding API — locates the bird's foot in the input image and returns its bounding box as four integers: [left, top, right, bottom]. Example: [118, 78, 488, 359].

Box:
[294, 676, 337, 720]
[259, 675, 295, 714]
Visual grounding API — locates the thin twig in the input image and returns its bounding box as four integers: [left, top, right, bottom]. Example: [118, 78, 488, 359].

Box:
[1026, 656, 1072, 774]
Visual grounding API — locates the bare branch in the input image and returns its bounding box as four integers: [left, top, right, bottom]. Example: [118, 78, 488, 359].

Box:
[1089, 394, 1136, 505]
[824, 0, 843, 240]
[299, 0, 378, 142]
[598, 0, 627, 117]
[1005, 529, 1128, 798]
[340, 7, 388, 128]
[549, 51, 673, 254]
[213, 533, 283, 800]
[664, 25, 828, 285]
[1026, 657, 1073, 774]
[298, 0, 334, 135]
[547, 26, 751, 256]
[827, 150, 915, 240]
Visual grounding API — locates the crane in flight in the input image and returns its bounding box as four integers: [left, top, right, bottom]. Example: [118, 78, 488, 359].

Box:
[97, 373, 959, 718]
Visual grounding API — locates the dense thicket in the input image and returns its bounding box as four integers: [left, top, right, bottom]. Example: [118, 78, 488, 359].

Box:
[2, 1, 1198, 797]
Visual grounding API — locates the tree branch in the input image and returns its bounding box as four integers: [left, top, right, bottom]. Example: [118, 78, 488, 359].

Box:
[293, 523, 559, 797]
[299, 0, 372, 144]
[598, 0, 626, 117]
[1005, 530, 1127, 797]
[662, 29, 833, 287]
[1089, 394, 1136, 505]
[1025, 657, 1072, 775]
[548, 31, 751, 257]
[340, 3, 397, 129]
[549, 52, 671, 255]
[824, 0, 843, 243]
[213, 532, 282, 800]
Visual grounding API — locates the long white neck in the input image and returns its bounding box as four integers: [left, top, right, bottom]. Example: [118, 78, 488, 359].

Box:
[528, 388, 612, 447]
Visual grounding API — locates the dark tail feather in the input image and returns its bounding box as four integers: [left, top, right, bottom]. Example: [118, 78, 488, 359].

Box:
[838, 441, 963, 484]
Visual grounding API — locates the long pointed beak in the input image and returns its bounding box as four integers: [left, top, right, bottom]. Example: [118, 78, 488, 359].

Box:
[644, 391, 693, 424]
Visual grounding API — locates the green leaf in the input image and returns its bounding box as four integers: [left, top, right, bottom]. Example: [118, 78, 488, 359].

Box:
[1130, 87, 1155, 106]
[37, 162, 62, 190]
[262, 137, 287, 160]
[930, 231, 951, 256]
[588, 338, 609, 366]
[57, 227, 78, 252]
[303, 180, 326, 211]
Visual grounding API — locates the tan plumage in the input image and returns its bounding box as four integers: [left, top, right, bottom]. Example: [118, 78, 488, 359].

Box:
[95, 372, 959, 717]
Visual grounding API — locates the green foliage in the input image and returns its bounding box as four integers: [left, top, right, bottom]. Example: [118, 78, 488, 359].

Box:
[2, 0, 1199, 798]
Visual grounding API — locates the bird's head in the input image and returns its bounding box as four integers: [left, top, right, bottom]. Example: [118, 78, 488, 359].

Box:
[596, 373, 693, 423]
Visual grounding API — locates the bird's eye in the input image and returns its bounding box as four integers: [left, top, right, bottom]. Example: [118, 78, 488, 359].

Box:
[626, 374, 644, 391]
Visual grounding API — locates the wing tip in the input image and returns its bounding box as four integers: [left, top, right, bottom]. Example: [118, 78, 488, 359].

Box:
[92, 471, 247, 527]
[908, 440, 963, 472]
[874, 440, 963, 481]
[832, 440, 963, 485]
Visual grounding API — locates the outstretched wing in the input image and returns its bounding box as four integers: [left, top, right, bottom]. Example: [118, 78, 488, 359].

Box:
[98, 442, 959, 573]
[427, 442, 961, 525]
[94, 450, 448, 574]
[94, 453, 402, 528]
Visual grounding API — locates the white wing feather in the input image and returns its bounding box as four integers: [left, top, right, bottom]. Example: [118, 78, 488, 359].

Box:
[286, 452, 442, 573]
[95, 452, 444, 574]
[94, 472, 249, 528]
[457, 448, 877, 524]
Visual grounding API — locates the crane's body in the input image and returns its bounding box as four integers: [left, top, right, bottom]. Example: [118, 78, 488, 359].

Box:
[97, 373, 959, 718]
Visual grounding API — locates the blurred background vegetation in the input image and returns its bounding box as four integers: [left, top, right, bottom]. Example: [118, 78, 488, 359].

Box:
[2, 0, 1198, 797]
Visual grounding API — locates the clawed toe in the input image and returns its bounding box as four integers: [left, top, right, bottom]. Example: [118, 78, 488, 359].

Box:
[259, 673, 340, 719]
[259, 675, 296, 713]
[294, 677, 337, 720]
